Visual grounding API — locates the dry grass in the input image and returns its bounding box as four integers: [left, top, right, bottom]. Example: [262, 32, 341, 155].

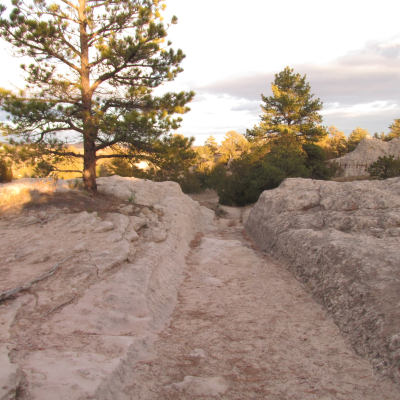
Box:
[0, 178, 59, 212]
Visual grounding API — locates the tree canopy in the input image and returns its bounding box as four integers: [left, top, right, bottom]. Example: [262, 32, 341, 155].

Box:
[219, 130, 249, 163]
[317, 125, 348, 159]
[347, 127, 370, 152]
[246, 67, 326, 143]
[0, 0, 193, 191]
[204, 135, 218, 154]
[387, 119, 400, 141]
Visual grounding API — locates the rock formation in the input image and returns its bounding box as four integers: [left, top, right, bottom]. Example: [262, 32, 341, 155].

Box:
[334, 136, 400, 177]
[245, 177, 400, 383]
[0, 176, 214, 399]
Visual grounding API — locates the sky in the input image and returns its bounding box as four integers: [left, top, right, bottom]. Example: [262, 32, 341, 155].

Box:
[1, 0, 400, 144]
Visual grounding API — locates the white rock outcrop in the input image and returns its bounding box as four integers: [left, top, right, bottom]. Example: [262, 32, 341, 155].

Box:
[245, 177, 400, 383]
[334, 136, 400, 177]
[0, 176, 213, 399]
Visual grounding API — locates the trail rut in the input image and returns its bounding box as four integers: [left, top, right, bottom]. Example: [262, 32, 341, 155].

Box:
[125, 209, 399, 399]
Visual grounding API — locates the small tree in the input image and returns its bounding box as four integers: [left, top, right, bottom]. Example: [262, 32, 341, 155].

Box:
[204, 135, 218, 154]
[195, 145, 214, 169]
[318, 126, 348, 159]
[0, 0, 193, 191]
[347, 127, 370, 152]
[219, 130, 249, 163]
[247, 67, 326, 143]
[378, 119, 400, 141]
[368, 155, 400, 179]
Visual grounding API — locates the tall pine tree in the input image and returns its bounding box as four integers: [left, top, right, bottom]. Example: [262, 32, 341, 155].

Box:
[247, 67, 326, 143]
[0, 0, 193, 191]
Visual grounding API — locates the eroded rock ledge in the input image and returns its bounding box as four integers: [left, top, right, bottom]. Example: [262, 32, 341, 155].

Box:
[245, 177, 400, 383]
[0, 176, 214, 399]
[334, 136, 400, 177]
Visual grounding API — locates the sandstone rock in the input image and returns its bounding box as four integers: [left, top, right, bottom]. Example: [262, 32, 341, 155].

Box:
[246, 177, 400, 383]
[93, 220, 114, 233]
[90, 240, 130, 275]
[0, 176, 212, 399]
[142, 222, 167, 242]
[169, 376, 228, 397]
[334, 136, 400, 177]
[124, 230, 139, 242]
[0, 344, 21, 400]
[140, 206, 159, 222]
[129, 215, 148, 231]
[118, 204, 134, 215]
[96, 175, 183, 206]
[189, 348, 206, 358]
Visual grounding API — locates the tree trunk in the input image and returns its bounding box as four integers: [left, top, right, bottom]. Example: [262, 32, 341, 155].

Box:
[83, 139, 97, 192]
[79, 0, 97, 192]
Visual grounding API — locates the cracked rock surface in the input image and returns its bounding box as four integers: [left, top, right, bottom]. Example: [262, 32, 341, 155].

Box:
[1, 177, 400, 399]
[246, 177, 400, 384]
[123, 204, 398, 399]
[0, 177, 211, 399]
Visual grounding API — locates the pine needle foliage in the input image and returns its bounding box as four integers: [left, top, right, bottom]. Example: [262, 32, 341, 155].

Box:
[247, 67, 326, 143]
[0, 0, 193, 191]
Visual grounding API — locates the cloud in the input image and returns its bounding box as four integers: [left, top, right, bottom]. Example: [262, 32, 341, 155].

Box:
[230, 101, 261, 114]
[197, 38, 400, 106]
[0, 110, 9, 121]
[322, 103, 400, 133]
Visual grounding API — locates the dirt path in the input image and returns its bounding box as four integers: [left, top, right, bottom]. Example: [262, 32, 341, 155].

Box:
[125, 209, 399, 400]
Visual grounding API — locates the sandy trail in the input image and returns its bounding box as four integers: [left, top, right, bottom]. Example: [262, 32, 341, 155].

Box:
[125, 208, 399, 399]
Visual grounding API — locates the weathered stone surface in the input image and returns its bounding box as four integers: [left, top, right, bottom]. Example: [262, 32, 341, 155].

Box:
[96, 175, 183, 206]
[0, 176, 213, 399]
[168, 376, 228, 397]
[334, 136, 400, 177]
[0, 344, 21, 400]
[246, 177, 400, 383]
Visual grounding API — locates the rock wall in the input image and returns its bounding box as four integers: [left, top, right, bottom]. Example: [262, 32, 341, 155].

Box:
[334, 136, 400, 177]
[0, 176, 214, 399]
[245, 177, 400, 383]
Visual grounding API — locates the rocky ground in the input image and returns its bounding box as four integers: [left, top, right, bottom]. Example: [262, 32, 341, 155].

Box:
[246, 177, 400, 386]
[120, 202, 398, 399]
[0, 177, 399, 399]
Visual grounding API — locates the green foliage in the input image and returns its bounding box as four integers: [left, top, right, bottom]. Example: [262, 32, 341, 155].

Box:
[217, 134, 311, 206]
[173, 171, 203, 194]
[347, 127, 370, 152]
[318, 126, 349, 159]
[219, 130, 249, 163]
[387, 119, 400, 140]
[368, 155, 400, 179]
[325, 160, 345, 178]
[0, 157, 12, 182]
[149, 134, 197, 180]
[195, 145, 214, 168]
[204, 136, 219, 154]
[33, 159, 55, 178]
[128, 191, 136, 204]
[247, 67, 326, 143]
[375, 119, 400, 141]
[302, 143, 331, 180]
[0, 0, 193, 191]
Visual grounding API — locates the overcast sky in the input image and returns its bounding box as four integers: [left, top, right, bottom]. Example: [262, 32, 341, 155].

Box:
[1, 0, 400, 144]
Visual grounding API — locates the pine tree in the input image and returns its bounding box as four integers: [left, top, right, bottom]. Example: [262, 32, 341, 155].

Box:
[347, 127, 370, 152]
[387, 119, 400, 140]
[219, 130, 249, 162]
[204, 135, 218, 154]
[246, 67, 326, 143]
[0, 0, 193, 191]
